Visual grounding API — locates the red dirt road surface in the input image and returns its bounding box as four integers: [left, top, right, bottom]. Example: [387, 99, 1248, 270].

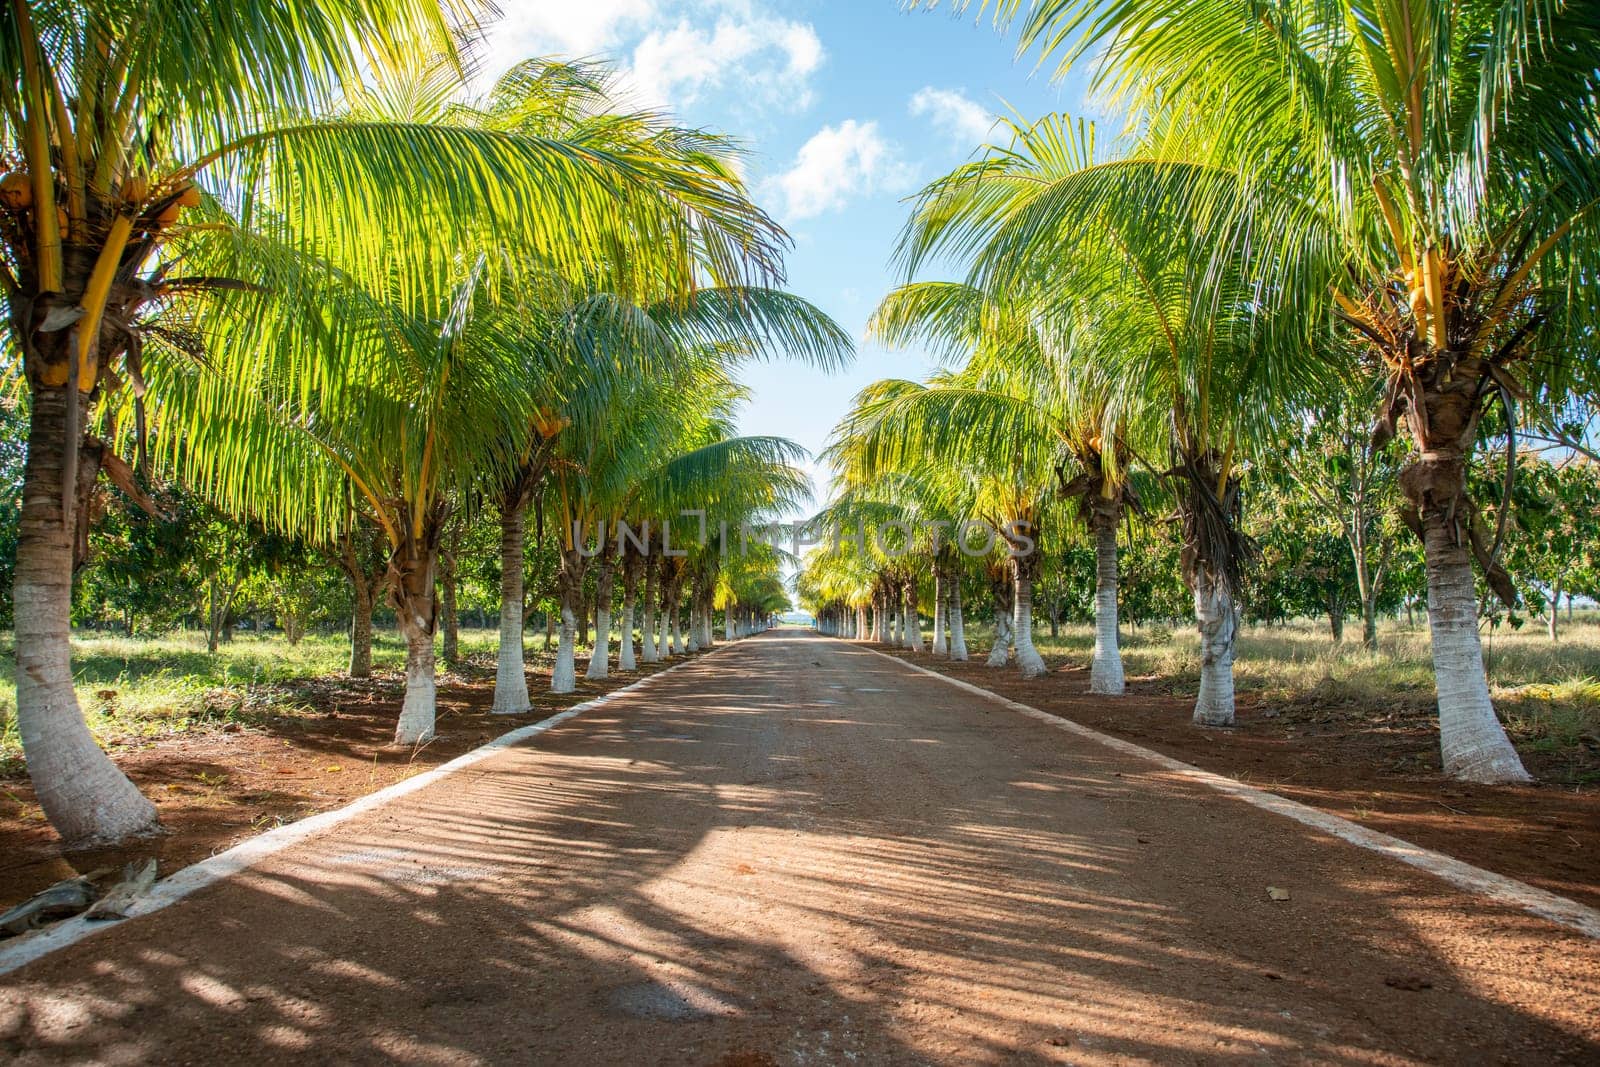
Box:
[3, 632, 1597, 1064]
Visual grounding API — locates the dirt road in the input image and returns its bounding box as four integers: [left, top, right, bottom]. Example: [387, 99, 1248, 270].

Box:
[3, 632, 1597, 1065]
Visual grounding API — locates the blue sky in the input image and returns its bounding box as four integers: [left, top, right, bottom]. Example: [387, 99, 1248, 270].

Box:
[478, 1, 1097, 514]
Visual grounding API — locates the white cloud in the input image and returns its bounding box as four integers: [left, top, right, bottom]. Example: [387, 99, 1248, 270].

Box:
[473, 1, 824, 117]
[908, 86, 997, 144]
[765, 120, 916, 221]
[628, 16, 823, 113]
[476, 0, 659, 71]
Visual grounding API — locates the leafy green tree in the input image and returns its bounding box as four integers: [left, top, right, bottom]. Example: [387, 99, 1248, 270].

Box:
[1254, 380, 1408, 649]
[1487, 453, 1600, 641]
[74, 483, 200, 635]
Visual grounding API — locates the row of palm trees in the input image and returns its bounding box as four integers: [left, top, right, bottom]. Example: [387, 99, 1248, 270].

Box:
[802, 0, 1599, 784]
[2, 2, 847, 848]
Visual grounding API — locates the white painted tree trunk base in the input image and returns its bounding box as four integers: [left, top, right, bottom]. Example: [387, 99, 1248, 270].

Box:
[1422, 518, 1532, 783]
[395, 636, 437, 744]
[492, 607, 530, 714]
[986, 614, 1012, 667]
[949, 604, 969, 661]
[586, 607, 612, 680]
[1090, 523, 1125, 696]
[1192, 578, 1236, 726]
[1013, 578, 1048, 680]
[619, 598, 638, 671]
[552, 607, 578, 694]
[905, 593, 925, 652]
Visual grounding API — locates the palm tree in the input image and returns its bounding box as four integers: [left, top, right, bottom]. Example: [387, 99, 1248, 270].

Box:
[169, 254, 557, 742]
[826, 379, 1058, 677]
[896, 113, 1326, 717]
[798, 547, 876, 639]
[870, 275, 1136, 691]
[541, 334, 819, 688]
[635, 437, 811, 657]
[937, 0, 1600, 781]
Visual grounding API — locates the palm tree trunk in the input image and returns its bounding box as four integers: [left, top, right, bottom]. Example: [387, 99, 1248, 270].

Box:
[1420, 511, 1530, 782]
[1191, 568, 1236, 726]
[640, 556, 660, 664]
[931, 571, 948, 655]
[696, 592, 713, 648]
[671, 584, 686, 653]
[395, 617, 437, 744]
[493, 502, 530, 713]
[986, 612, 1012, 666]
[948, 575, 969, 661]
[986, 570, 1013, 667]
[552, 547, 583, 694]
[14, 387, 158, 846]
[349, 576, 374, 679]
[658, 579, 674, 656]
[586, 554, 616, 680]
[388, 507, 448, 744]
[439, 556, 458, 667]
[1012, 554, 1047, 679]
[619, 553, 642, 671]
[684, 581, 702, 652]
[1089, 512, 1125, 695]
[904, 582, 925, 651]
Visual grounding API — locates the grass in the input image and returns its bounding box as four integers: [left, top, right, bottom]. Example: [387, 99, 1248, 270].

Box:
[0, 627, 531, 777]
[1021, 614, 1600, 698]
[965, 613, 1600, 776]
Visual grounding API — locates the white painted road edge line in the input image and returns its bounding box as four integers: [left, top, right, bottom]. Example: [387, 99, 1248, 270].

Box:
[860, 642, 1600, 941]
[0, 645, 731, 979]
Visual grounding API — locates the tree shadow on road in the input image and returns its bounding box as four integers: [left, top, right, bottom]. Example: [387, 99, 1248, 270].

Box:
[2, 633, 1596, 1065]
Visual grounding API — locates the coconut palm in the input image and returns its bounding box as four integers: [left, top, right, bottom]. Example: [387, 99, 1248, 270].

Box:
[829, 368, 1056, 676]
[595, 430, 811, 675]
[894, 110, 1332, 720]
[640, 442, 810, 655]
[167, 253, 562, 743]
[542, 339, 816, 689]
[825, 380, 1059, 675]
[870, 276, 1138, 691]
[799, 546, 876, 638]
[935, 0, 1600, 780]
[466, 58, 848, 709]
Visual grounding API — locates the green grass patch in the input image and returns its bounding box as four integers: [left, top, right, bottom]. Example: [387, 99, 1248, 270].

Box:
[0, 627, 526, 777]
